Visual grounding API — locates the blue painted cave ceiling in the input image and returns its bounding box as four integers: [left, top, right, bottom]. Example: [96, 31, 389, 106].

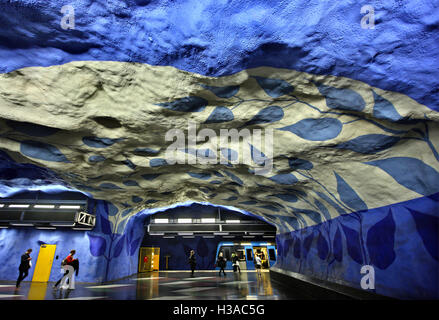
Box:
[0, 0, 438, 233]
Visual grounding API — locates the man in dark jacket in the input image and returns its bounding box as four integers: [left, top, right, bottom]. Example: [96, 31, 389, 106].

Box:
[16, 248, 32, 288]
[216, 252, 227, 276]
[188, 250, 196, 277]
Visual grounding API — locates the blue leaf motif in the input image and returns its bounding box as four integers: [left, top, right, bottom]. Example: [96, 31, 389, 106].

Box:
[205, 106, 234, 123]
[88, 233, 107, 257]
[333, 227, 343, 262]
[333, 134, 401, 154]
[156, 96, 208, 112]
[132, 196, 142, 203]
[89, 155, 106, 163]
[314, 199, 331, 221]
[372, 91, 402, 122]
[99, 183, 122, 190]
[316, 82, 365, 111]
[106, 202, 119, 217]
[249, 143, 268, 165]
[365, 157, 439, 196]
[201, 85, 240, 98]
[133, 147, 160, 156]
[83, 136, 122, 148]
[293, 237, 301, 259]
[288, 157, 313, 170]
[252, 76, 294, 98]
[278, 118, 343, 141]
[20, 140, 69, 162]
[100, 214, 113, 235]
[302, 232, 314, 258]
[272, 194, 298, 203]
[188, 172, 211, 180]
[150, 158, 168, 167]
[141, 174, 161, 181]
[317, 232, 329, 260]
[335, 172, 368, 211]
[121, 208, 133, 217]
[269, 173, 298, 185]
[316, 191, 346, 215]
[407, 208, 438, 261]
[340, 223, 363, 264]
[366, 209, 396, 269]
[130, 237, 141, 256]
[223, 170, 244, 185]
[244, 106, 284, 126]
[113, 235, 126, 258]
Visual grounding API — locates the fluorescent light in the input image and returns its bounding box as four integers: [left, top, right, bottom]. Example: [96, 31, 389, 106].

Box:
[222, 243, 234, 246]
[249, 232, 264, 235]
[240, 243, 252, 246]
[183, 236, 194, 238]
[223, 236, 235, 238]
[50, 223, 76, 227]
[214, 232, 229, 235]
[263, 235, 275, 238]
[203, 236, 214, 238]
[0, 204, 4, 208]
[36, 227, 56, 230]
[9, 204, 30, 208]
[243, 236, 254, 238]
[178, 232, 193, 236]
[0, 226, 8, 229]
[34, 205, 55, 209]
[154, 219, 169, 224]
[59, 205, 81, 209]
[72, 227, 93, 231]
[10, 223, 34, 226]
[149, 232, 164, 236]
[178, 218, 192, 224]
[201, 218, 215, 223]
[163, 236, 175, 239]
[225, 220, 240, 224]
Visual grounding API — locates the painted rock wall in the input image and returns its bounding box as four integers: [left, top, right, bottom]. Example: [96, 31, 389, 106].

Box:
[0, 0, 438, 299]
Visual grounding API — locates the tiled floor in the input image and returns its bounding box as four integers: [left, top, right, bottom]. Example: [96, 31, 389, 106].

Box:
[0, 270, 308, 300]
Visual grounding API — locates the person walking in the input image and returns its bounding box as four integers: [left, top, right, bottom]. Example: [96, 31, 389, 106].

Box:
[16, 248, 32, 288]
[231, 252, 241, 273]
[188, 250, 196, 277]
[255, 253, 262, 278]
[216, 252, 227, 276]
[53, 250, 77, 290]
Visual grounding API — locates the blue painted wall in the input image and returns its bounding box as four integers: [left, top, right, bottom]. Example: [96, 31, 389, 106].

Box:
[275, 193, 439, 299]
[0, 0, 438, 111]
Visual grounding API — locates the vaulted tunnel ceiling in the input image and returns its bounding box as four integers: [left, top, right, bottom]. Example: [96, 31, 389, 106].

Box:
[1, 61, 438, 235]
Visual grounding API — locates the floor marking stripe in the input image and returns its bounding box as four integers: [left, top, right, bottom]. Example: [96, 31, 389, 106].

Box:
[85, 284, 133, 289]
[0, 294, 24, 298]
[173, 287, 217, 293]
[61, 296, 107, 300]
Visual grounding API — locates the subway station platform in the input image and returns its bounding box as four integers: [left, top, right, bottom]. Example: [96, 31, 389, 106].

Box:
[0, 270, 307, 300]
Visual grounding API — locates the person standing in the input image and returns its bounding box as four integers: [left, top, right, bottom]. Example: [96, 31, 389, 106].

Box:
[216, 252, 227, 276]
[231, 252, 241, 273]
[53, 250, 77, 290]
[188, 250, 196, 277]
[255, 253, 262, 277]
[16, 248, 32, 288]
